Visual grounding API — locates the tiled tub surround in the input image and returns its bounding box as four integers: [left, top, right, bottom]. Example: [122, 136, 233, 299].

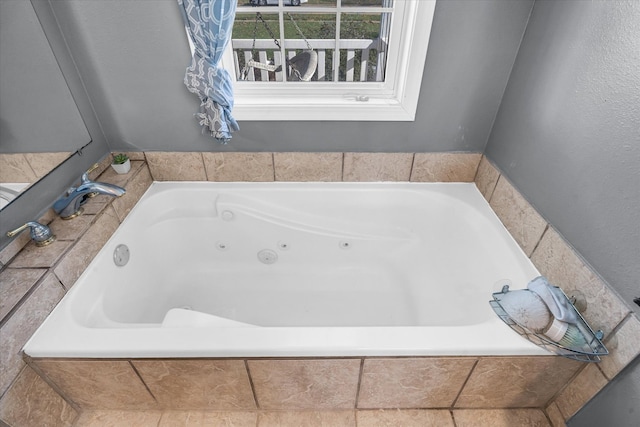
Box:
[144, 151, 482, 183]
[475, 157, 640, 423]
[0, 152, 637, 427]
[26, 356, 582, 409]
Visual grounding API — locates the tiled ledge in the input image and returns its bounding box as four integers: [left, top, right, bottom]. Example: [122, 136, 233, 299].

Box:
[475, 156, 640, 424]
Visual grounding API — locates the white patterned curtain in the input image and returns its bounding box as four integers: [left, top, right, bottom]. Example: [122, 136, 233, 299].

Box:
[178, 0, 238, 144]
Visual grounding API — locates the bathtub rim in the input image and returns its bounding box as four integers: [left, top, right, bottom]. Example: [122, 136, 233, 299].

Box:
[24, 313, 549, 358]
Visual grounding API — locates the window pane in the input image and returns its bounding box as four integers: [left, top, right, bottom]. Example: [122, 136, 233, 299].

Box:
[339, 13, 389, 82]
[232, 2, 393, 82]
[305, 0, 337, 6]
[233, 13, 279, 41]
[284, 13, 333, 40]
[341, 0, 393, 7]
[233, 13, 282, 82]
[284, 13, 335, 81]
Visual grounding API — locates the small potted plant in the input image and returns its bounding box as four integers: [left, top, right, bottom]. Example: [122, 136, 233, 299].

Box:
[111, 153, 131, 174]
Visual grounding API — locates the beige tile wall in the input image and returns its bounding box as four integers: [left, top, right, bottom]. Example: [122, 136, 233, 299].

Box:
[28, 355, 584, 413]
[343, 152, 413, 182]
[455, 357, 581, 408]
[0, 152, 72, 184]
[141, 151, 483, 183]
[248, 359, 361, 410]
[34, 359, 158, 410]
[489, 177, 547, 256]
[358, 358, 477, 408]
[1, 152, 637, 426]
[133, 360, 255, 410]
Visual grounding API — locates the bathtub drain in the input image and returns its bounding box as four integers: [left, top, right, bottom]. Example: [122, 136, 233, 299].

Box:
[257, 249, 278, 264]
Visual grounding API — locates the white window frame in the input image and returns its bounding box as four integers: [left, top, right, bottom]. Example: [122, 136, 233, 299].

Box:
[204, 0, 436, 121]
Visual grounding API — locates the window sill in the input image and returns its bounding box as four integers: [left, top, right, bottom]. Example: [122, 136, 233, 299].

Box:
[232, 92, 417, 121]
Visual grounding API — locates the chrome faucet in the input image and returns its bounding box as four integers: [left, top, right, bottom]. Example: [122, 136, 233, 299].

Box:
[7, 221, 56, 247]
[53, 164, 126, 219]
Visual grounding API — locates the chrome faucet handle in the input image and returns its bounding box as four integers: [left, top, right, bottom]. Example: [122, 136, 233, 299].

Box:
[7, 221, 56, 247]
[82, 163, 101, 199]
[81, 163, 100, 183]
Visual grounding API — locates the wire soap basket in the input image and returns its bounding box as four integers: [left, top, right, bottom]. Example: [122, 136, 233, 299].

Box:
[490, 284, 608, 362]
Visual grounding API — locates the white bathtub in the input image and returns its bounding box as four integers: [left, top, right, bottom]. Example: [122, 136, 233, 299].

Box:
[24, 182, 547, 358]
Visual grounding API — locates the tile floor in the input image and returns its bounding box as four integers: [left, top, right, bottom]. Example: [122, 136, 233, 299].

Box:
[75, 408, 555, 427]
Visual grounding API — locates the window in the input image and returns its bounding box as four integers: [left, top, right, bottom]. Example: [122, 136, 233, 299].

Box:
[220, 0, 435, 121]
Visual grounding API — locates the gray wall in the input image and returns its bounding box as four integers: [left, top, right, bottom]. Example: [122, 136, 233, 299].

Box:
[0, 0, 109, 250]
[49, 0, 533, 152]
[0, 0, 90, 153]
[484, 1, 640, 425]
[570, 355, 640, 427]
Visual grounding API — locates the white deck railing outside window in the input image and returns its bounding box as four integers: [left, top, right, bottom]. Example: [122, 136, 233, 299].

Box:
[232, 38, 386, 82]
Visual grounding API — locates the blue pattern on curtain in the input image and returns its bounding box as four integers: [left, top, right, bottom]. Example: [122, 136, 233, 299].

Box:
[178, 0, 239, 143]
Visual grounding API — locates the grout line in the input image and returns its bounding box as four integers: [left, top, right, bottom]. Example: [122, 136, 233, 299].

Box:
[0, 364, 23, 406]
[25, 153, 39, 182]
[129, 360, 158, 404]
[202, 151, 211, 182]
[451, 358, 479, 408]
[271, 153, 277, 182]
[606, 311, 633, 341]
[542, 361, 589, 411]
[450, 408, 458, 427]
[487, 173, 501, 204]
[528, 223, 550, 259]
[471, 155, 484, 184]
[245, 360, 261, 410]
[450, 405, 561, 410]
[0, 270, 48, 329]
[408, 153, 416, 181]
[143, 152, 157, 181]
[353, 358, 365, 409]
[198, 152, 206, 181]
[541, 404, 555, 427]
[25, 361, 83, 414]
[594, 312, 635, 382]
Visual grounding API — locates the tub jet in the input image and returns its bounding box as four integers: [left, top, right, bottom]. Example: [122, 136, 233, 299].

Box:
[257, 249, 278, 264]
